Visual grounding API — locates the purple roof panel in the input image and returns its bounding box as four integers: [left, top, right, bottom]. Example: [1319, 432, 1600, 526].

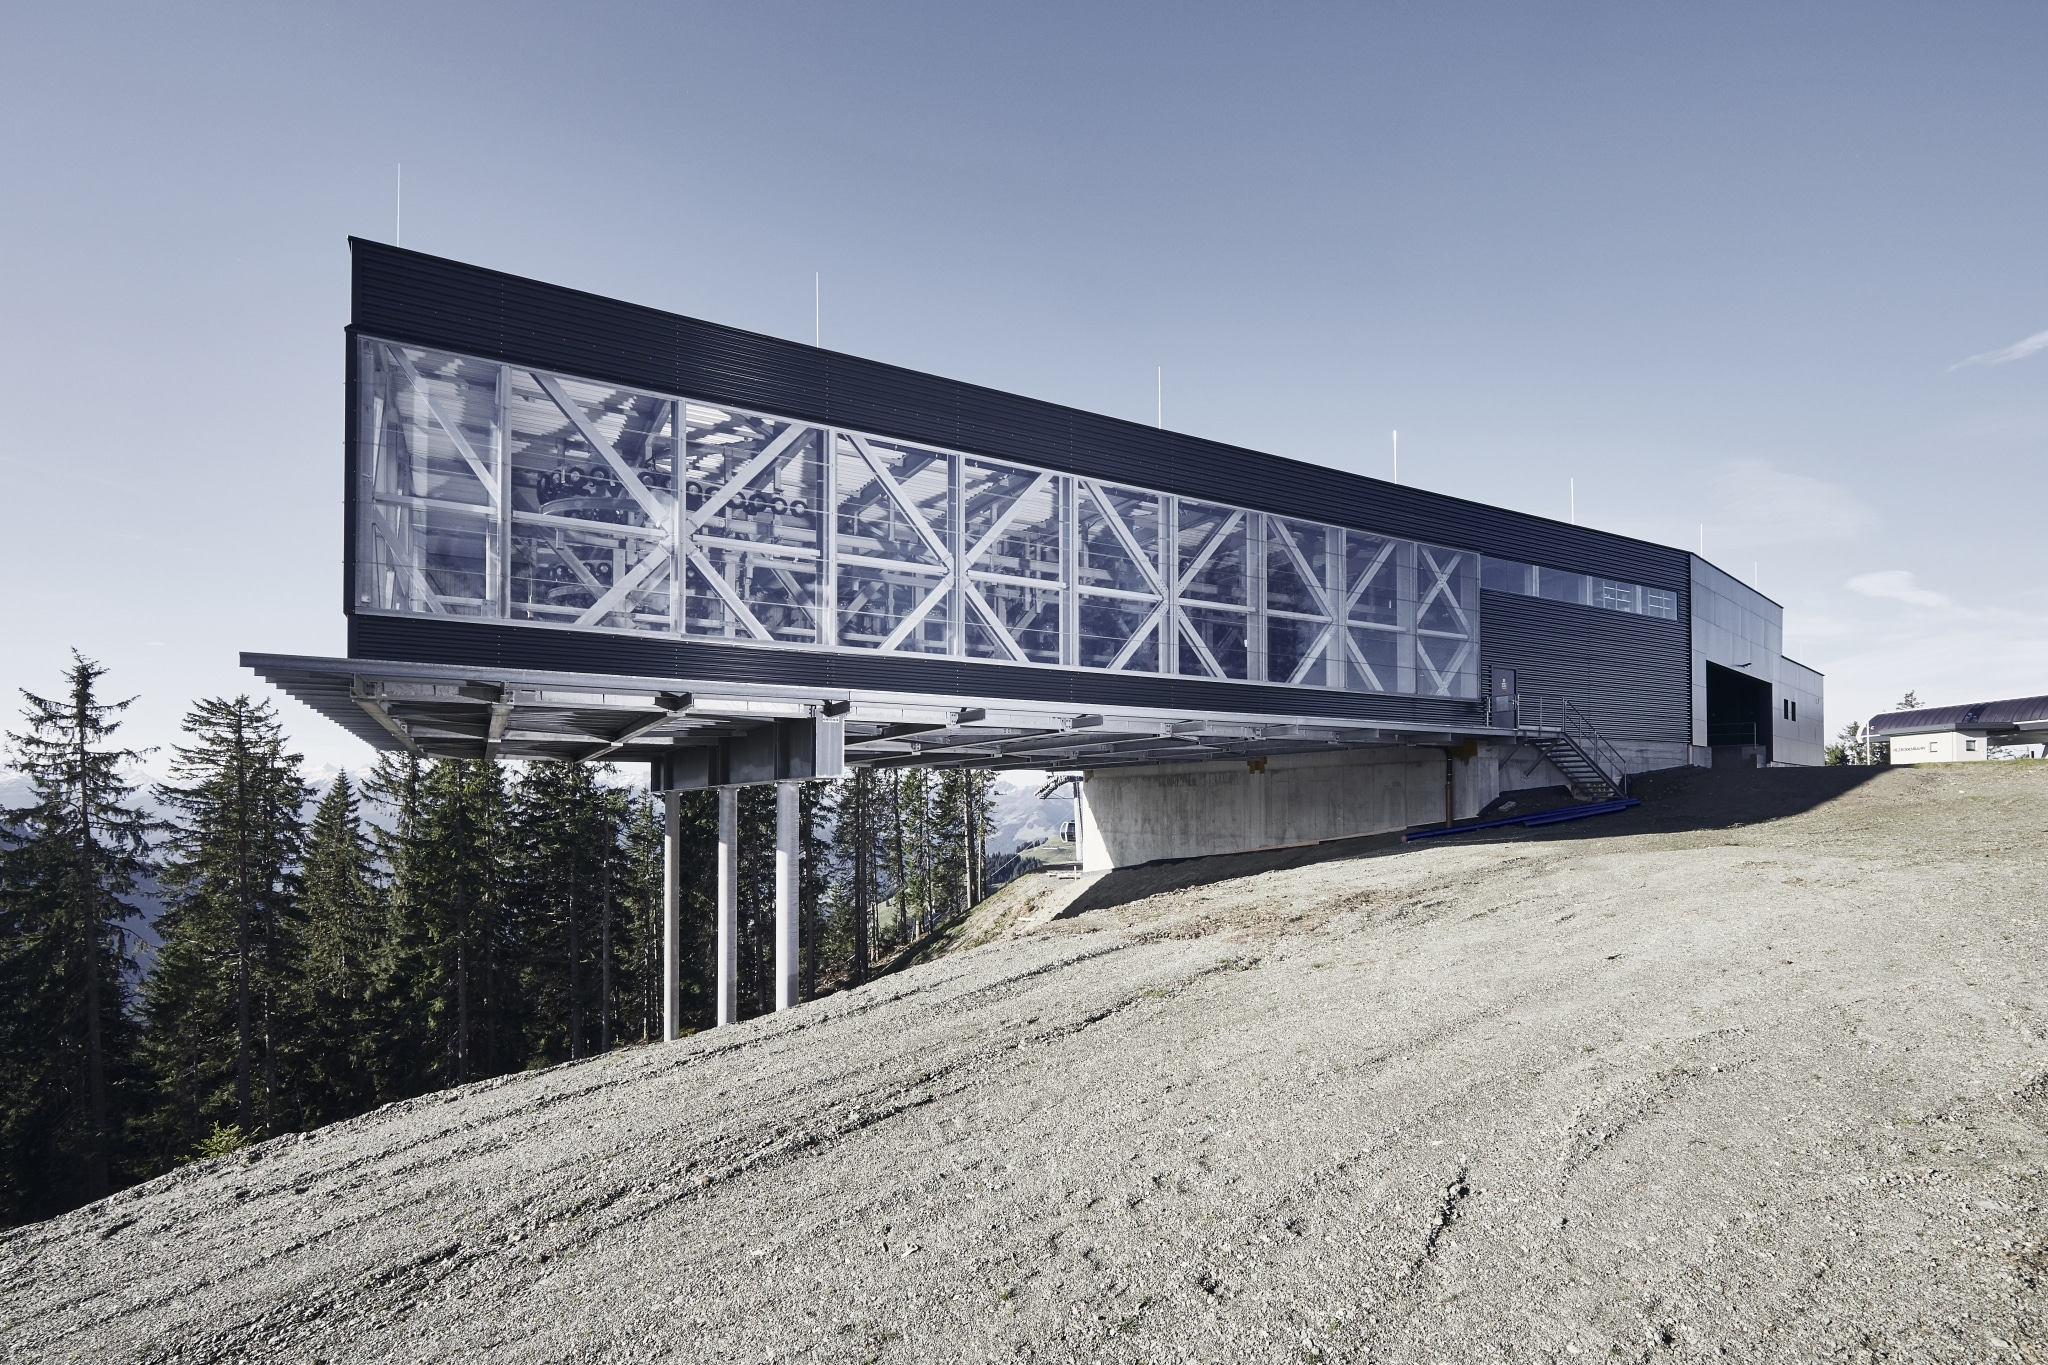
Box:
[1868, 694, 2048, 736]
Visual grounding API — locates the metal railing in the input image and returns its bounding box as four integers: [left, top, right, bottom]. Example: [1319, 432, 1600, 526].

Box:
[1509, 694, 1628, 796]
[1706, 723, 1759, 746]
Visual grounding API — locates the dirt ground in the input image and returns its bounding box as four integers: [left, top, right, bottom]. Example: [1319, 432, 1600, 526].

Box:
[5, 762, 2046, 1364]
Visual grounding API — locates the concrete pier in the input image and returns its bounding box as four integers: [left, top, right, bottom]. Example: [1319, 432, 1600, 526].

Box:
[661, 792, 682, 1041]
[716, 786, 738, 1026]
[774, 782, 800, 1011]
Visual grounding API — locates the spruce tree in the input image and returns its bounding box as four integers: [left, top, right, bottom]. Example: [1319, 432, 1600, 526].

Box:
[846, 769, 878, 984]
[142, 697, 308, 1153]
[798, 779, 835, 1002]
[385, 759, 510, 1088]
[0, 652, 151, 1221]
[619, 793, 666, 1043]
[295, 774, 382, 1122]
[360, 751, 431, 1101]
[735, 784, 778, 1018]
[509, 761, 618, 1063]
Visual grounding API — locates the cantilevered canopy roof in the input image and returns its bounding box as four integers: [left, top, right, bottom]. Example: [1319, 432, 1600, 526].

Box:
[1868, 695, 2048, 739]
[245, 653, 1510, 774]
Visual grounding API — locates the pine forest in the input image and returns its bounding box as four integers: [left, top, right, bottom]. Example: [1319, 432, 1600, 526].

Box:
[0, 653, 999, 1228]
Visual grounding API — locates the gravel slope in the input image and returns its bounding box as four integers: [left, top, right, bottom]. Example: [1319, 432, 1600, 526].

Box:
[5, 763, 2046, 1364]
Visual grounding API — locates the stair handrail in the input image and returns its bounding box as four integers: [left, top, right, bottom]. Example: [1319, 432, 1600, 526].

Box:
[1512, 694, 1629, 797]
[1556, 697, 1629, 796]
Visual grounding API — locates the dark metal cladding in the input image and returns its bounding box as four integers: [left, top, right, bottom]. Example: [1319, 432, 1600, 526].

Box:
[1477, 592, 1691, 744]
[341, 331, 360, 617]
[1868, 695, 2048, 736]
[346, 238, 1692, 593]
[348, 615, 1487, 728]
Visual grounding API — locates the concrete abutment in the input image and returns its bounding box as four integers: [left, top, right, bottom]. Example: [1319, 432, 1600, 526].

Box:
[1075, 741, 1680, 871]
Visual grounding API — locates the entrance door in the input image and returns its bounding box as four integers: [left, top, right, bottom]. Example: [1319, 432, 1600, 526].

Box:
[1705, 661, 1772, 762]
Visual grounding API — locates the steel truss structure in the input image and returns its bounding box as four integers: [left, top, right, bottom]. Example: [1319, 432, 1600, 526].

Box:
[354, 337, 1489, 700]
[245, 654, 1516, 775]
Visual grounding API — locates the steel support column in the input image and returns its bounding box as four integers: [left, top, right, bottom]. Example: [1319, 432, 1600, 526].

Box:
[716, 786, 738, 1026]
[775, 782, 800, 1011]
[661, 791, 681, 1041]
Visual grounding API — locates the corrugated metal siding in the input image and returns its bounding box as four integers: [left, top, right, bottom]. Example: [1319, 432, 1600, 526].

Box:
[349, 615, 1488, 728]
[1479, 591, 1690, 744]
[341, 332, 360, 617]
[349, 240, 1691, 591]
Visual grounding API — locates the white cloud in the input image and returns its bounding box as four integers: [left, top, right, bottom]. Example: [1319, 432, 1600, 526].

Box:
[1845, 570, 1951, 609]
[1804, 616, 2048, 731]
[1703, 458, 1876, 547]
[1951, 328, 2048, 370]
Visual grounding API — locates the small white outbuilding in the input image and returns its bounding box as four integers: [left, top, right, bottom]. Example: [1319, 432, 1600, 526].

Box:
[1870, 693, 2048, 765]
[1886, 732, 1986, 764]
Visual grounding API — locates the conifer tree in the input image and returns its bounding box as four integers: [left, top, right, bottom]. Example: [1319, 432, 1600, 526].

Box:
[619, 794, 666, 1043]
[360, 751, 430, 1100]
[295, 774, 382, 1122]
[845, 769, 877, 984]
[142, 697, 308, 1151]
[888, 768, 908, 948]
[389, 760, 510, 1087]
[509, 761, 616, 1064]
[0, 652, 151, 1220]
[798, 779, 836, 1002]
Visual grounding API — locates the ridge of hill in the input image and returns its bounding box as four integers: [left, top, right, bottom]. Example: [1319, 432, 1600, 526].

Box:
[5, 763, 2045, 1363]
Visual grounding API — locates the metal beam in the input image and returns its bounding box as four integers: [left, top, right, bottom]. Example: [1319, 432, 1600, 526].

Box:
[867, 726, 1055, 758]
[484, 703, 515, 757]
[849, 434, 954, 567]
[534, 373, 673, 528]
[875, 733, 1214, 770]
[1177, 507, 1244, 589]
[864, 724, 1168, 767]
[685, 546, 777, 641]
[1105, 601, 1166, 673]
[877, 575, 954, 653]
[846, 708, 990, 749]
[686, 421, 809, 532]
[1079, 478, 1165, 596]
[350, 682, 423, 755]
[382, 343, 501, 506]
[964, 583, 1033, 663]
[1270, 516, 1335, 619]
[574, 544, 673, 629]
[959, 470, 1054, 568]
[583, 692, 691, 761]
[366, 506, 447, 615]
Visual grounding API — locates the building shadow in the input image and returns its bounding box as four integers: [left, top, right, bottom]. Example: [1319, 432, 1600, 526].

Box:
[1052, 764, 1890, 921]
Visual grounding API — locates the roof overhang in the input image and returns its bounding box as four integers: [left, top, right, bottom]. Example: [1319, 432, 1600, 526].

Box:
[245, 652, 1517, 775]
[1868, 694, 2048, 740]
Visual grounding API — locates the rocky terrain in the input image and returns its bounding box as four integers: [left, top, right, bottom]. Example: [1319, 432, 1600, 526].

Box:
[5, 762, 2045, 1363]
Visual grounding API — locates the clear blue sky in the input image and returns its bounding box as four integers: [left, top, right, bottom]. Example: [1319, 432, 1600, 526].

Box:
[4, 2, 2044, 774]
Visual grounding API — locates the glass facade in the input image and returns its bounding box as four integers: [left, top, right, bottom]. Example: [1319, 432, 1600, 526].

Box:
[1481, 556, 1677, 621]
[354, 337, 1484, 698]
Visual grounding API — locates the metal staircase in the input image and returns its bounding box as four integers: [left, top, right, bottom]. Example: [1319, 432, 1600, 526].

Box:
[1509, 696, 1628, 801]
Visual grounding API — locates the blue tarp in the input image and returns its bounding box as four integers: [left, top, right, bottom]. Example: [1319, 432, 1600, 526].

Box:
[1402, 797, 1640, 842]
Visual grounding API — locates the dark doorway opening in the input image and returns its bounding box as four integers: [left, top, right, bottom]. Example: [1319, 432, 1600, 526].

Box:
[1706, 661, 1773, 762]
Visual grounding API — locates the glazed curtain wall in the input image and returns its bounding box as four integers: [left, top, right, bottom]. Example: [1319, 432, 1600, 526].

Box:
[354, 338, 1499, 697]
